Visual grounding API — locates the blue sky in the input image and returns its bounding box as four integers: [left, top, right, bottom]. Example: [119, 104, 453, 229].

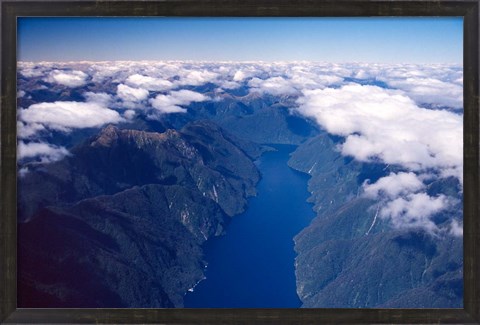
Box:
[17, 17, 462, 63]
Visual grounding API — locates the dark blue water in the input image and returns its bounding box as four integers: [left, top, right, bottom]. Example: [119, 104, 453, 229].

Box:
[184, 144, 315, 308]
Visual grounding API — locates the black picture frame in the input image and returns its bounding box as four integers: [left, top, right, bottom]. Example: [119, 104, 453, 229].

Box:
[1, 1, 479, 324]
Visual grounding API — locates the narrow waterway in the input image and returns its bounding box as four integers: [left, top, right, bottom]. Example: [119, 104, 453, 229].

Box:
[184, 144, 315, 308]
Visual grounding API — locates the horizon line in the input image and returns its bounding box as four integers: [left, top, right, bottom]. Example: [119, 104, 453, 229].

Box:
[17, 60, 463, 65]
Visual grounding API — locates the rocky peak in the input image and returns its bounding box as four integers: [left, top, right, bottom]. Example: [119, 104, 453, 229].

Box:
[90, 124, 120, 147]
[91, 125, 176, 148]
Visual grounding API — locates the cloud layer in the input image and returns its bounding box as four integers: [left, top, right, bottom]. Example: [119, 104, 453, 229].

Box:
[294, 83, 462, 235]
[296, 84, 462, 182]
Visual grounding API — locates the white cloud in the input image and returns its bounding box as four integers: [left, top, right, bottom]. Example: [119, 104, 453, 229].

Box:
[45, 70, 88, 87]
[173, 89, 209, 103]
[363, 172, 425, 199]
[17, 90, 26, 98]
[18, 141, 70, 163]
[219, 80, 241, 90]
[379, 193, 451, 234]
[233, 70, 249, 82]
[362, 171, 462, 235]
[20, 68, 46, 78]
[150, 96, 187, 113]
[385, 77, 463, 109]
[18, 62, 49, 78]
[123, 109, 136, 119]
[175, 70, 219, 86]
[117, 84, 149, 102]
[453, 76, 463, 86]
[248, 77, 298, 96]
[245, 64, 344, 97]
[17, 121, 46, 139]
[449, 219, 463, 237]
[233, 68, 257, 81]
[285, 65, 343, 90]
[90, 63, 124, 83]
[84, 92, 113, 105]
[125, 74, 173, 91]
[149, 89, 208, 114]
[20, 101, 124, 133]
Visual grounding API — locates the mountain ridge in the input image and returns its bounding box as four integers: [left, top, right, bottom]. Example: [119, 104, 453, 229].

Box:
[18, 121, 263, 307]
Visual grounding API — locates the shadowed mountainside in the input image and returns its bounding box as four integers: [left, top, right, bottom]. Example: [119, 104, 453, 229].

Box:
[18, 120, 263, 307]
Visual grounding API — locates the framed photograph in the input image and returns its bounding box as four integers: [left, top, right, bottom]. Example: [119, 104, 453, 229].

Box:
[1, 0, 479, 324]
